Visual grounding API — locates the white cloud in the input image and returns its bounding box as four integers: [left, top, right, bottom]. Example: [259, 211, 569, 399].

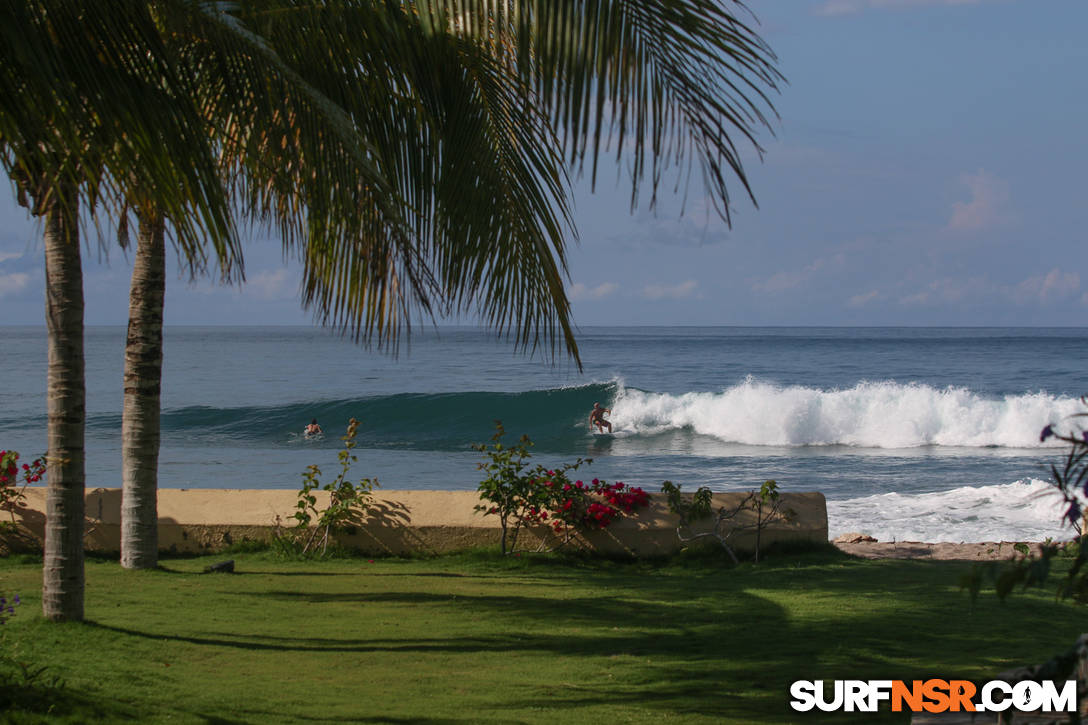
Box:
[1013, 269, 1080, 304]
[642, 280, 699, 301]
[899, 276, 994, 306]
[0, 272, 30, 298]
[946, 170, 1011, 231]
[0, 250, 24, 264]
[899, 272, 1082, 308]
[569, 281, 618, 301]
[817, 0, 994, 17]
[245, 268, 295, 301]
[848, 290, 880, 307]
[751, 255, 844, 294]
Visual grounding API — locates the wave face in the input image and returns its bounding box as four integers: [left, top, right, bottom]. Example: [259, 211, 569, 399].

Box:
[612, 378, 1081, 449]
[78, 383, 618, 450]
[827, 479, 1081, 543]
[43, 378, 1080, 452]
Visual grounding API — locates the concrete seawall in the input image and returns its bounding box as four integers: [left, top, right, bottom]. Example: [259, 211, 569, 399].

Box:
[10, 488, 828, 556]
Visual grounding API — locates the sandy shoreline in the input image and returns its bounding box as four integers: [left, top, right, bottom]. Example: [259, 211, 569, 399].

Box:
[833, 540, 1055, 561]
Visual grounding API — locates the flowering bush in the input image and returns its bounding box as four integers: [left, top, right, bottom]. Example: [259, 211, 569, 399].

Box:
[474, 422, 650, 554]
[545, 478, 651, 542]
[0, 450, 45, 534]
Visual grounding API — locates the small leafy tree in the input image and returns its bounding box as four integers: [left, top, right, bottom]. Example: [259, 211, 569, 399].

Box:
[474, 422, 649, 554]
[274, 419, 378, 557]
[662, 479, 794, 563]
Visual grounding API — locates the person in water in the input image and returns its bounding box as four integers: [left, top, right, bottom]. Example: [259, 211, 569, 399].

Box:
[305, 418, 322, 436]
[588, 402, 612, 433]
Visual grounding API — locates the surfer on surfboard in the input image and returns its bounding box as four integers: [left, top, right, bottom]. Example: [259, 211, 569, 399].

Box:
[304, 418, 323, 437]
[588, 402, 612, 433]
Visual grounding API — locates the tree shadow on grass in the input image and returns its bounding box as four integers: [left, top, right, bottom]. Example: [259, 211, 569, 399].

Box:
[77, 567, 883, 722]
[85, 568, 800, 718]
[0, 682, 137, 722]
[73, 557, 1082, 724]
[155, 564, 362, 577]
[230, 710, 470, 725]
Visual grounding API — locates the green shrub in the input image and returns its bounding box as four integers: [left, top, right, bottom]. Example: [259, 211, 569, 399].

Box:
[273, 418, 378, 557]
[661, 479, 794, 564]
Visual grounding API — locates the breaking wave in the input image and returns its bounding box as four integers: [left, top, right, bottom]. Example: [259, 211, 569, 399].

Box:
[611, 378, 1080, 449]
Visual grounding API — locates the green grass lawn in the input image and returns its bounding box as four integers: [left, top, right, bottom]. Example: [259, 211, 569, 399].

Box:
[0, 547, 1082, 724]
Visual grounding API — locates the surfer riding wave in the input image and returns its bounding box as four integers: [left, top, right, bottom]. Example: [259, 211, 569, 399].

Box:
[589, 402, 612, 433]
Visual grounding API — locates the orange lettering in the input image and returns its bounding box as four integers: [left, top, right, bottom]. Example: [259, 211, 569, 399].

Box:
[892, 680, 924, 712]
[948, 680, 976, 712]
[922, 679, 951, 713]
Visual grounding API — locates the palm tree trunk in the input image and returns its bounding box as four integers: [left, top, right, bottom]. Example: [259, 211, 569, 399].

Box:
[121, 212, 166, 569]
[42, 186, 85, 622]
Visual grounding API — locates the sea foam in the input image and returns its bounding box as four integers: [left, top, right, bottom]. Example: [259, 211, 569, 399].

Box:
[611, 378, 1081, 449]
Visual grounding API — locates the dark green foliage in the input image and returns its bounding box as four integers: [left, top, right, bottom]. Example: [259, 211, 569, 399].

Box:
[966, 400, 1088, 605]
[662, 479, 794, 564]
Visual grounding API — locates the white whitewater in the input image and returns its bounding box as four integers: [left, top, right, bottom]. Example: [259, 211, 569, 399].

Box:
[827, 479, 1082, 543]
[611, 378, 1082, 449]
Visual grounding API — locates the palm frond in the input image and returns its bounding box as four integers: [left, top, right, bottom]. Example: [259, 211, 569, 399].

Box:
[0, 1, 241, 274]
[418, 0, 783, 222]
[237, 1, 580, 360]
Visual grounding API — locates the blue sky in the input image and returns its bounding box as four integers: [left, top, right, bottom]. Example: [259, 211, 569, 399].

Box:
[2, 0, 1085, 328]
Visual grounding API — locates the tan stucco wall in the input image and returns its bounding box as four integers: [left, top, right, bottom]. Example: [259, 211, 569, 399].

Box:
[10, 488, 828, 556]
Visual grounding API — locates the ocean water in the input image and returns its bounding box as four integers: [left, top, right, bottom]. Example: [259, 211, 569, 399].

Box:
[2, 326, 1087, 543]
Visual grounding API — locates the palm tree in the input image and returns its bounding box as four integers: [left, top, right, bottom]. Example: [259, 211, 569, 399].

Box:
[0, 0, 398, 614]
[115, 1, 412, 570]
[119, 212, 167, 570]
[0, 1, 252, 619]
[3, 0, 781, 612]
[117, 0, 781, 569]
[0, 1, 254, 619]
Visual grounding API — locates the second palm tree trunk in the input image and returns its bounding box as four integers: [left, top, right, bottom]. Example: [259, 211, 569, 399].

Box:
[121, 212, 166, 569]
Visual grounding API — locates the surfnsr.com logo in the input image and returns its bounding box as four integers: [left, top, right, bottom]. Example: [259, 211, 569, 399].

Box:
[789, 679, 1077, 714]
